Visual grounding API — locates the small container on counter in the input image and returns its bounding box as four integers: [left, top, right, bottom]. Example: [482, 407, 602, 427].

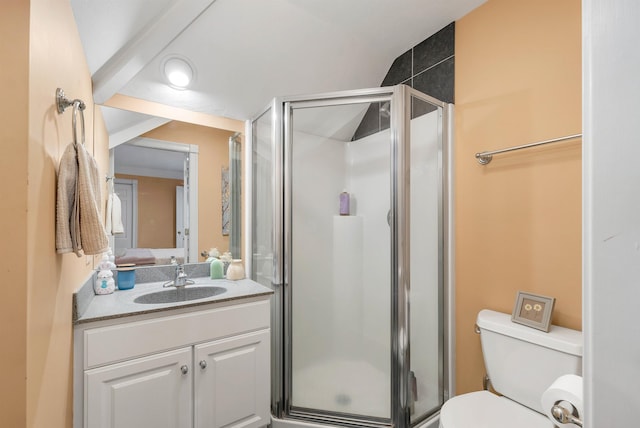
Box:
[226, 259, 245, 281]
[116, 264, 136, 290]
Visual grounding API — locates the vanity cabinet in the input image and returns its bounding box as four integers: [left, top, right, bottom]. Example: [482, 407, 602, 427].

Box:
[194, 330, 270, 428]
[85, 347, 193, 428]
[75, 297, 271, 428]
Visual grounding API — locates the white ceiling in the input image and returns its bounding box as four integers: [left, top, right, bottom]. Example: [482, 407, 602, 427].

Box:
[72, 0, 484, 175]
[71, 0, 485, 128]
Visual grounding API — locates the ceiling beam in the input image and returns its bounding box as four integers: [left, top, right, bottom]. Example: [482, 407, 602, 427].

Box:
[109, 116, 171, 149]
[103, 94, 244, 132]
[92, 0, 217, 104]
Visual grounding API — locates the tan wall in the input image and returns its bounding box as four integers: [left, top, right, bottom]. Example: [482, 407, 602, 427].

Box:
[0, 6, 239, 422]
[116, 174, 184, 248]
[143, 121, 235, 258]
[0, 1, 30, 426]
[454, 0, 582, 394]
[23, 0, 109, 426]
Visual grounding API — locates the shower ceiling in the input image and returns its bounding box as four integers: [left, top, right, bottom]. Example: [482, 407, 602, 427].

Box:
[71, 0, 485, 134]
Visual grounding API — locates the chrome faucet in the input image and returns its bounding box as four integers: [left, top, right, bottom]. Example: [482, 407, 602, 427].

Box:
[163, 263, 195, 289]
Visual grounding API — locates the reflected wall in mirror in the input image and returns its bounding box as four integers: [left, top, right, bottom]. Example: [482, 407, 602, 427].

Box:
[104, 103, 244, 266]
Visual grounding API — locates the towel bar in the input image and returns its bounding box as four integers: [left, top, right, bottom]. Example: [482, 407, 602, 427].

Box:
[475, 133, 582, 165]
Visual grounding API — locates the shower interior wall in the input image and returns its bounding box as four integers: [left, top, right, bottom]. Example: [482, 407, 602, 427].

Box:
[290, 107, 441, 419]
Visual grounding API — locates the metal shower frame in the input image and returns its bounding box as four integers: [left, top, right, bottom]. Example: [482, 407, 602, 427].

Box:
[245, 84, 455, 428]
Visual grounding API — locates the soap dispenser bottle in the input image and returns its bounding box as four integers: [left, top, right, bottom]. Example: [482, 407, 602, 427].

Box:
[94, 253, 116, 295]
[210, 258, 224, 279]
[94, 269, 115, 295]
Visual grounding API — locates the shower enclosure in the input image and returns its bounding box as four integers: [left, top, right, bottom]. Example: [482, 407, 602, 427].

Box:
[247, 85, 453, 428]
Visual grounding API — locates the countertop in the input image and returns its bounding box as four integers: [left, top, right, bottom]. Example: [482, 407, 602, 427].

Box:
[75, 277, 273, 325]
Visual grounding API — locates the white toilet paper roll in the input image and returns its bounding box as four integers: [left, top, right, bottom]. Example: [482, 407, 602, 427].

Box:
[541, 374, 584, 428]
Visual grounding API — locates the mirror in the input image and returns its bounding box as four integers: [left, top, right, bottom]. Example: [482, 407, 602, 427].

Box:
[103, 105, 243, 266]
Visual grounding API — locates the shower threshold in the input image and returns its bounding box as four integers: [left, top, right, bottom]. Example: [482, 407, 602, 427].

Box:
[272, 412, 441, 428]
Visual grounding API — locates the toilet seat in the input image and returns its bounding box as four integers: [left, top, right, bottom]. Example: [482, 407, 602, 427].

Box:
[439, 391, 553, 428]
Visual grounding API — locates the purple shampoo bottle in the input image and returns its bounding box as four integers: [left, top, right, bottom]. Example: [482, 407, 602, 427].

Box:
[339, 191, 350, 216]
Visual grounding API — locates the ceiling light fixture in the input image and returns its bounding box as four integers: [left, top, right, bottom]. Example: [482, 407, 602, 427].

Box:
[163, 56, 194, 89]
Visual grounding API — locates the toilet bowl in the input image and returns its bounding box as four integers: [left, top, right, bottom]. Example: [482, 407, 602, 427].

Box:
[439, 310, 582, 428]
[439, 391, 553, 428]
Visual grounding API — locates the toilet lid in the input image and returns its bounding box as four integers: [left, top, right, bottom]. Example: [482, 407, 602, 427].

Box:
[439, 391, 554, 428]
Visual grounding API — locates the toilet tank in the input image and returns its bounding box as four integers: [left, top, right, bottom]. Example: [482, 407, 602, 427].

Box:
[477, 309, 582, 414]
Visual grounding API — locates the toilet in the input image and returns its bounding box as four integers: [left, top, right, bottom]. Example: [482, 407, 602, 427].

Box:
[439, 309, 582, 428]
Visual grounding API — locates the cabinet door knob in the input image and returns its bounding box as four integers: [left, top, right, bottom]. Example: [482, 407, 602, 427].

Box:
[180, 365, 189, 375]
[199, 360, 207, 369]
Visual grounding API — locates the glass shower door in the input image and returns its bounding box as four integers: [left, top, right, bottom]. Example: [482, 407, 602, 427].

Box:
[286, 98, 392, 422]
[251, 104, 284, 417]
[407, 91, 446, 423]
[251, 107, 275, 288]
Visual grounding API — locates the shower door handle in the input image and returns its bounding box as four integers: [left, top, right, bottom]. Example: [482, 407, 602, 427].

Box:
[409, 370, 418, 401]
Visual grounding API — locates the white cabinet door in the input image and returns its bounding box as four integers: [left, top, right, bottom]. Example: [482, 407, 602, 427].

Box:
[194, 329, 270, 428]
[85, 347, 192, 428]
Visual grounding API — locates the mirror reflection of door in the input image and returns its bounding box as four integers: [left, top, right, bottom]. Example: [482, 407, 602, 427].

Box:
[176, 185, 184, 248]
[114, 179, 138, 255]
[182, 153, 190, 258]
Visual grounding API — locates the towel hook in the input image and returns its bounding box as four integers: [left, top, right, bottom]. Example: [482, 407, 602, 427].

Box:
[56, 88, 86, 146]
[56, 88, 85, 113]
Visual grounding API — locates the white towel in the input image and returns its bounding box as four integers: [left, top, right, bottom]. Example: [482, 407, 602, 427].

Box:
[106, 192, 124, 235]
